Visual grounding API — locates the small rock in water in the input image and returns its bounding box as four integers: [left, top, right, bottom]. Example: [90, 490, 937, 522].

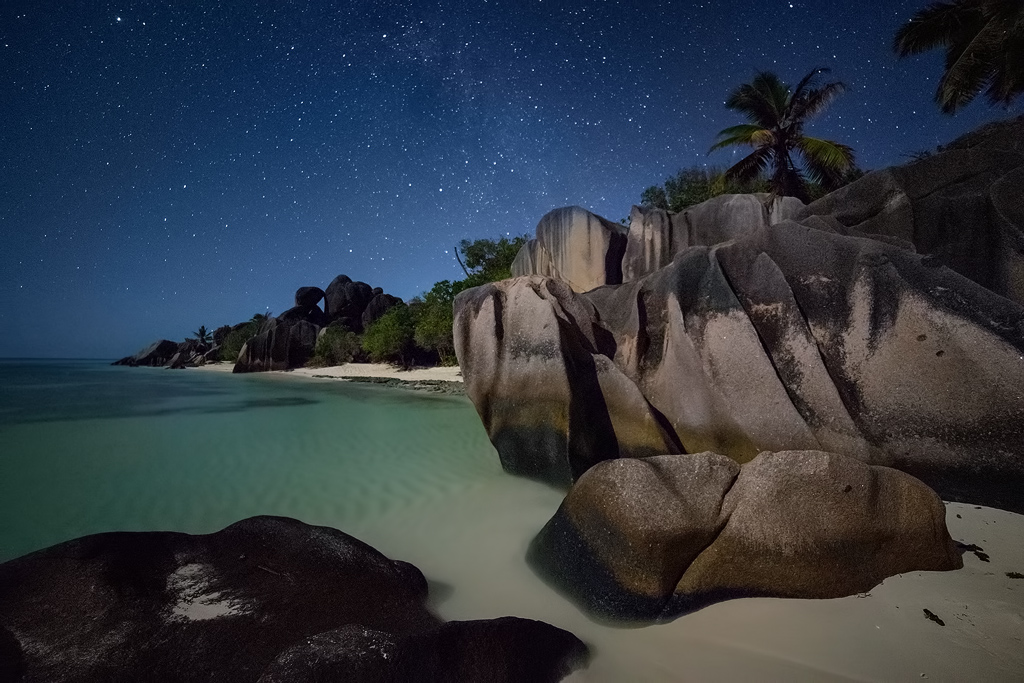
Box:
[923, 609, 945, 626]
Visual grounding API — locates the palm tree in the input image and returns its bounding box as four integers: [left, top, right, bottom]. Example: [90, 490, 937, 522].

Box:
[709, 68, 856, 203]
[894, 0, 1024, 114]
[193, 325, 211, 346]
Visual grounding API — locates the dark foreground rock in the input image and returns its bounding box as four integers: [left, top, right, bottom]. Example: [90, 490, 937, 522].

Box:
[528, 450, 962, 622]
[0, 516, 587, 683]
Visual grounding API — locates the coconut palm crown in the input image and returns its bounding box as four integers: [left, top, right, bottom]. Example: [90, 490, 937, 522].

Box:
[894, 0, 1024, 114]
[710, 68, 855, 202]
[193, 325, 211, 345]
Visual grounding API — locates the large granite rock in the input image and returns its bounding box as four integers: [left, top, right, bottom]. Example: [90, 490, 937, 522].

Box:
[0, 516, 588, 683]
[294, 286, 325, 308]
[167, 338, 211, 369]
[454, 276, 681, 486]
[324, 275, 375, 332]
[112, 339, 180, 367]
[510, 206, 628, 293]
[234, 311, 320, 373]
[456, 219, 1024, 510]
[798, 115, 1024, 306]
[362, 292, 403, 330]
[528, 451, 962, 621]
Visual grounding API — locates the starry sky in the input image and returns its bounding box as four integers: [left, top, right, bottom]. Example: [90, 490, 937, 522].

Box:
[2, 0, 1019, 359]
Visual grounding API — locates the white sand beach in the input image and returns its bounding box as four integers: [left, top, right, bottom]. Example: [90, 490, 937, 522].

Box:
[188, 359, 1024, 681]
[194, 361, 463, 383]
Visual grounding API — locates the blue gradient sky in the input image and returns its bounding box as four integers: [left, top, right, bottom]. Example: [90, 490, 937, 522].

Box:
[2, 0, 1019, 358]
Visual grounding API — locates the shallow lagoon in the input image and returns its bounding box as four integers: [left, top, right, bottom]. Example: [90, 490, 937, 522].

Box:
[2, 360, 1022, 682]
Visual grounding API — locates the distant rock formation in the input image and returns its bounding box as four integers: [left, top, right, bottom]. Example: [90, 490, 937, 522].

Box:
[234, 314, 320, 373]
[0, 516, 588, 682]
[117, 276, 402, 373]
[113, 339, 180, 367]
[324, 275, 376, 333]
[294, 286, 325, 308]
[528, 450, 961, 621]
[235, 278, 400, 373]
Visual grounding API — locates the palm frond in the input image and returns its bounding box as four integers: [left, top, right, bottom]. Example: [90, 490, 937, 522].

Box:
[724, 147, 774, 184]
[893, 1, 983, 56]
[751, 71, 791, 122]
[792, 81, 847, 120]
[985, 28, 1024, 105]
[938, 16, 1005, 112]
[796, 136, 856, 172]
[725, 73, 787, 127]
[790, 68, 829, 104]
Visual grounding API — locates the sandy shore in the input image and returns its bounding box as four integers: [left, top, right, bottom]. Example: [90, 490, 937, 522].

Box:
[194, 361, 463, 383]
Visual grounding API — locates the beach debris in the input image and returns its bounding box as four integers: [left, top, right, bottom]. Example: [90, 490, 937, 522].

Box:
[923, 609, 945, 626]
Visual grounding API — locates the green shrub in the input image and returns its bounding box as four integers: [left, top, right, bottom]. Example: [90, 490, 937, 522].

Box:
[219, 322, 259, 362]
[307, 325, 361, 367]
[411, 280, 469, 365]
[362, 304, 415, 366]
[642, 166, 770, 213]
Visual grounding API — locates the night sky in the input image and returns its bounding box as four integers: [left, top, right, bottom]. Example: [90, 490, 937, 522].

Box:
[2, 1, 1020, 359]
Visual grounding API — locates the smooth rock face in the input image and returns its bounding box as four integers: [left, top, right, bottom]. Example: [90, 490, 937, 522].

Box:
[0, 516, 588, 683]
[798, 115, 1024, 306]
[459, 217, 1024, 509]
[618, 194, 806, 284]
[511, 206, 628, 293]
[453, 276, 680, 487]
[234, 313, 320, 373]
[112, 339, 180, 366]
[529, 451, 962, 621]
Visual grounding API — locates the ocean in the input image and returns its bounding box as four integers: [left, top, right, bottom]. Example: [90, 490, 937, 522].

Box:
[2, 360, 1020, 682]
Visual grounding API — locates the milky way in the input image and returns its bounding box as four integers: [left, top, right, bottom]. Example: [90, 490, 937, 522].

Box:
[1, 0, 1018, 357]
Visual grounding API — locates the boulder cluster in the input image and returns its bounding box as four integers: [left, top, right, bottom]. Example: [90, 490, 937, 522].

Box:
[113, 337, 220, 368]
[0, 517, 588, 682]
[456, 116, 1024, 621]
[235, 275, 401, 373]
[114, 275, 402, 373]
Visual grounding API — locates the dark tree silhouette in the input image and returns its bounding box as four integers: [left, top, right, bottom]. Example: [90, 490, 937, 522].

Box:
[894, 0, 1024, 114]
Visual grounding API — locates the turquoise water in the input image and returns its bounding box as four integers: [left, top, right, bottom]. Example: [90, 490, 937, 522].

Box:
[0, 360, 506, 562]
[4, 361, 1021, 682]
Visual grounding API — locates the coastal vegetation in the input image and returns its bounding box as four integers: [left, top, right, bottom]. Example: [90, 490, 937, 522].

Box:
[894, 0, 1024, 113]
[353, 235, 527, 367]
